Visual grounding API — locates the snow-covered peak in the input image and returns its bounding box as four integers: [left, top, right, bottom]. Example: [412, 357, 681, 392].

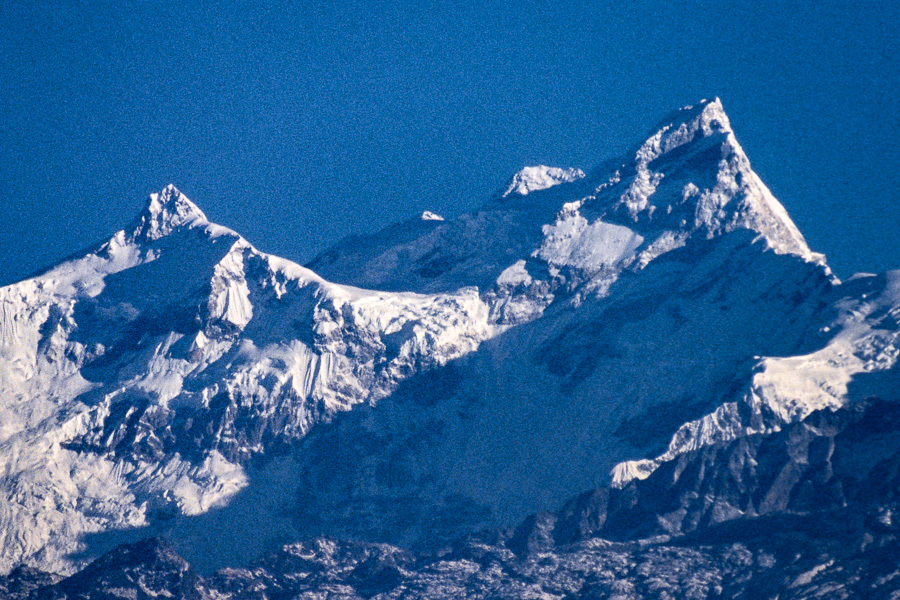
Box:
[0, 183, 498, 574]
[502, 166, 585, 198]
[307, 99, 826, 303]
[129, 184, 208, 242]
[1, 100, 896, 581]
[633, 97, 731, 165]
[605, 98, 820, 265]
[420, 211, 444, 221]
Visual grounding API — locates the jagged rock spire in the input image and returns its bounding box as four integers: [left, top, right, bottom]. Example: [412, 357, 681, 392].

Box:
[129, 184, 208, 242]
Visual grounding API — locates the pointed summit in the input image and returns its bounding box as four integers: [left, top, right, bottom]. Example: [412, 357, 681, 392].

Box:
[624, 97, 736, 189]
[629, 97, 745, 177]
[599, 98, 821, 265]
[130, 184, 208, 242]
[649, 97, 731, 140]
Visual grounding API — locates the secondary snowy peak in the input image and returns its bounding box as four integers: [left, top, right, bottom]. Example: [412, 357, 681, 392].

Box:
[420, 210, 444, 221]
[502, 165, 585, 198]
[0, 185, 499, 574]
[129, 184, 208, 242]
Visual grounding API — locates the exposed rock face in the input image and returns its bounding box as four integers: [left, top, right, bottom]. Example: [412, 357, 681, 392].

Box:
[531, 399, 900, 544]
[14, 401, 900, 599]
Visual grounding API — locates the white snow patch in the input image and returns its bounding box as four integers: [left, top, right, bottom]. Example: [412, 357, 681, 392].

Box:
[502, 166, 585, 198]
[536, 213, 643, 272]
[496, 261, 533, 287]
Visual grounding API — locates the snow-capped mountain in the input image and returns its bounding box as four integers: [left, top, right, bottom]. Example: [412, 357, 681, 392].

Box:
[0, 186, 494, 574]
[309, 99, 823, 300]
[288, 99, 897, 548]
[1, 98, 899, 598]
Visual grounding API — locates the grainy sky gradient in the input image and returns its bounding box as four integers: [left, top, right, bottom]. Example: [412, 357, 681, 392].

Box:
[1, 0, 898, 285]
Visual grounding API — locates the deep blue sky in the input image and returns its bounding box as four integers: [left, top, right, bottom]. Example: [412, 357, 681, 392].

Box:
[1, 1, 898, 285]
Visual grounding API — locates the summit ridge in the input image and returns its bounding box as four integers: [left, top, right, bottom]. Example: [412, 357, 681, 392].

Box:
[309, 99, 825, 301]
